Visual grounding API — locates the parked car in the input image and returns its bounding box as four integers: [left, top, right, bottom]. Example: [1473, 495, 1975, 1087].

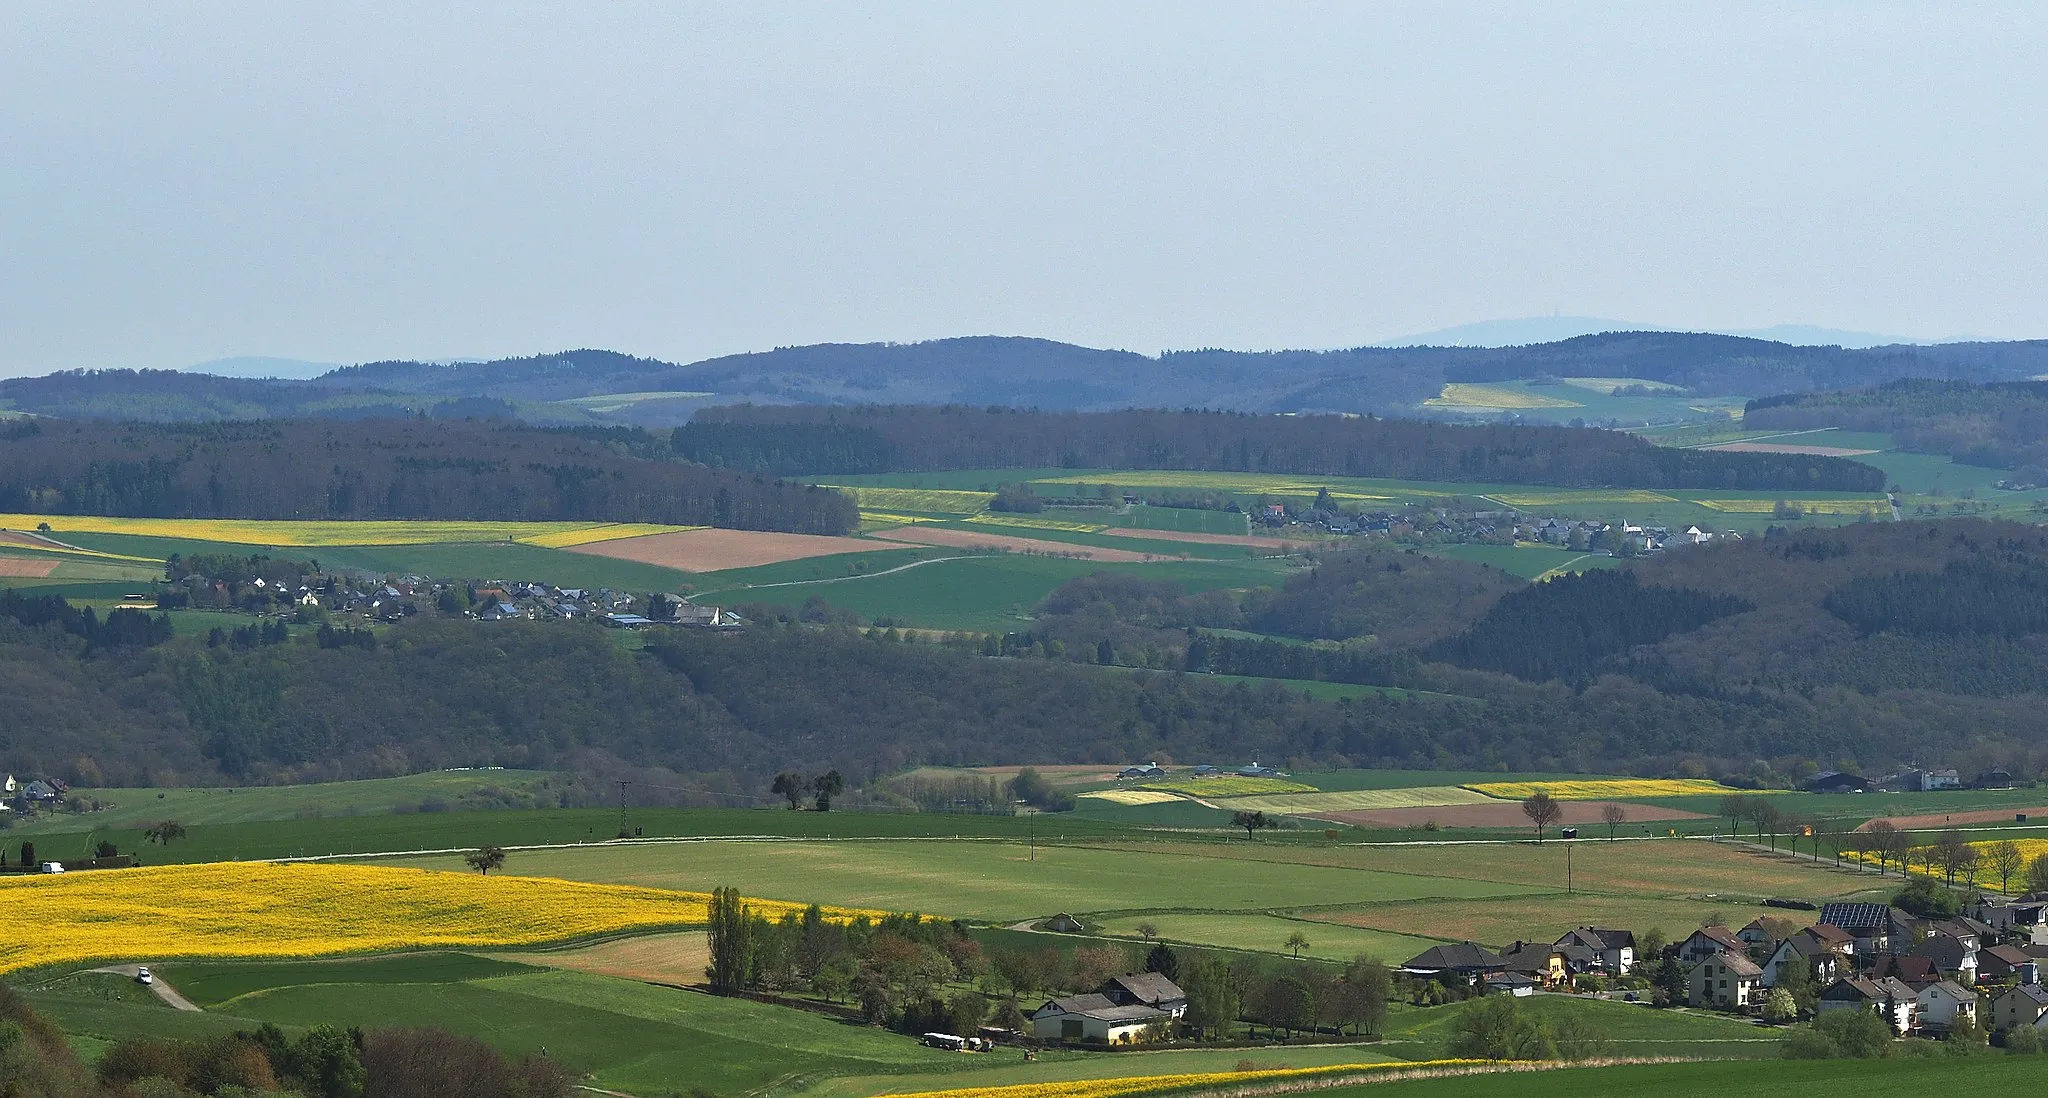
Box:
[135, 967, 153, 985]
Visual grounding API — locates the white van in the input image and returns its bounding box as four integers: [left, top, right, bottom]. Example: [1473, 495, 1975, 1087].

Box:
[38, 862, 64, 873]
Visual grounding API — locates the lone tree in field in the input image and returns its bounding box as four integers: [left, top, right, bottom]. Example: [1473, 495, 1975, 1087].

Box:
[1284, 930, 1311, 959]
[464, 845, 506, 875]
[143, 821, 187, 846]
[1521, 791, 1561, 842]
[771, 772, 807, 810]
[1232, 810, 1274, 840]
[1600, 803, 1627, 841]
[811, 770, 844, 812]
[1986, 839, 2024, 893]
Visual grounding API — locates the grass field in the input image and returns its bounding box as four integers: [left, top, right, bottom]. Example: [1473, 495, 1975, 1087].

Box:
[695, 553, 1296, 632]
[1119, 506, 1249, 535]
[14, 804, 1145, 867]
[1310, 892, 1814, 947]
[1075, 789, 1186, 806]
[1093, 913, 1437, 962]
[5, 770, 564, 835]
[1292, 1057, 2048, 1098]
[377, 840, 1549, 924]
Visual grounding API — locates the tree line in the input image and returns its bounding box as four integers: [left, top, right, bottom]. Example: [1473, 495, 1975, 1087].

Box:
[0, 418, 855, 532]
[0, 985, 570, 1098]
[1747, 377, 2048, 481]
[679, 405, 1886, 492]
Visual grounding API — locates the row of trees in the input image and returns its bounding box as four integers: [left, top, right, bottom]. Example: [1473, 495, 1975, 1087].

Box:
[0, 984, 571, 1098]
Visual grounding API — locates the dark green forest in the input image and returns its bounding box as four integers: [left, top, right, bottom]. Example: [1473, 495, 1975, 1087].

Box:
[678, 406, 1886, 491]
[1747, 377, 2048, 480]
[14, 521, 2048, 791]
[0, 419, 855, 531]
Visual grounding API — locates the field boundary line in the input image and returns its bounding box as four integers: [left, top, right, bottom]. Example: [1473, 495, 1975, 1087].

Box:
[685, 553, 969, 601]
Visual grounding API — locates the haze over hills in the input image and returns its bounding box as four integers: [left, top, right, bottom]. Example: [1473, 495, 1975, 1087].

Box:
[5, 331, 2048, 427]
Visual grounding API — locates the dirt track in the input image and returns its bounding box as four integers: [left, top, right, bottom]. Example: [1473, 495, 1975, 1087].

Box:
[869, 526, 1161, 561]
[1313, 800, 1711, 829]
[567, 529, 898, 572]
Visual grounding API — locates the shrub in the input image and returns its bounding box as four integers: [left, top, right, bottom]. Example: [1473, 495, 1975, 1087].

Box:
[1784, 1009, 1893, 1059]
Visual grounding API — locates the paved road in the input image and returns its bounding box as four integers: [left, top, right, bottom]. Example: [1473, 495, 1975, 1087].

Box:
[91, 964, 201, 1012]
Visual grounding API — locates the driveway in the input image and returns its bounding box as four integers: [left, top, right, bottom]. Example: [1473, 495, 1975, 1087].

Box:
[91, 965, 201, 1012]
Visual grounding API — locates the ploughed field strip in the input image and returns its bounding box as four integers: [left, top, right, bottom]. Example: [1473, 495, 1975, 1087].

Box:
[0, 514, 695, 548]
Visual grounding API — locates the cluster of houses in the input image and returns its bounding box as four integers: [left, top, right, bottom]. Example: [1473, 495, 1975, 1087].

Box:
[1112, 762, 1287, 782]
[1240, 497, 1743, 555]
[1402, 895, 2048, 1039]
[184, 569, 742, 632]
[1803, 767, 2017, 794]
[1, 773, 64, 816]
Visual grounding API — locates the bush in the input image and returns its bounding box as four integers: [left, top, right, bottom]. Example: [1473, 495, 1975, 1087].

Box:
[1893, 878, 1962, 919]
[1784, 1009, 1893, 1059]
[2003, 1024, 2042, 1054]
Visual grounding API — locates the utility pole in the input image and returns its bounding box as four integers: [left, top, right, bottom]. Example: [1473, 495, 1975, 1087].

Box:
[1566, 842, 1573, 895]
[617, 780, 633, 837]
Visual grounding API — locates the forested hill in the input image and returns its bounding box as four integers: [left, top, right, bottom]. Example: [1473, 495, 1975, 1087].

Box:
[0, 419, 855, 531]
[1747, 378, 2048, 480]
[11, 334, 2048, 422]
[680, 406, 1886, 492]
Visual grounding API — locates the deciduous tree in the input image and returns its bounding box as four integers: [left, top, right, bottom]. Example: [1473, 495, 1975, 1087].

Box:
[1522, 791, 1562, 842]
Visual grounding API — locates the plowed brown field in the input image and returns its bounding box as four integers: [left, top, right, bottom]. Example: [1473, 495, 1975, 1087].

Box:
[567, 528, 897, 571]
[1856, 807, 2048, 831]
[0, 556, 58, 577]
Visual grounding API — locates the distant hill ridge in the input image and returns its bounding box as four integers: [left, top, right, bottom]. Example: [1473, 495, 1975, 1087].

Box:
[7, 331, 2048, 424]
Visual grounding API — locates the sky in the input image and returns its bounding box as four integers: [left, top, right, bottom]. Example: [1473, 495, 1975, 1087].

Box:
[2, 2, 2043, 377]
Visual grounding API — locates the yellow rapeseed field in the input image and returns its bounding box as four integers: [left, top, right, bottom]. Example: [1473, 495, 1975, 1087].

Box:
[1075, 790, 1186, 806]
[828, 487, 995, 515]
[1465, 779, 1740, 800]
[1424, 383, 1583, 410]
[0, 515, 697, 549]
[880, 1060, 1499, 1098]
[0, 862, 870, 975]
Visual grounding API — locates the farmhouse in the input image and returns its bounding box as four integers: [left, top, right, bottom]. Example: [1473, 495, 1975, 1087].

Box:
[1687, 951, 1763, 1010]
[1028, 972, 1185, 1043]
[1499, 940, 1567, 988]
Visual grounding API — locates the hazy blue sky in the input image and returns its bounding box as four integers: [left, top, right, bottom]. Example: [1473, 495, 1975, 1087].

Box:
[2, 3, 2042, 376]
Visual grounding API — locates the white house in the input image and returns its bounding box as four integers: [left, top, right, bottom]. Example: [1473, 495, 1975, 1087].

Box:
[1913, 980, 1979, 1034]
[1819, 976, 1917, 1035]
[1687, 951, 1763, 1011]
[1553, 927, 1635, 975]
[1991, 984, 2048, 1033]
